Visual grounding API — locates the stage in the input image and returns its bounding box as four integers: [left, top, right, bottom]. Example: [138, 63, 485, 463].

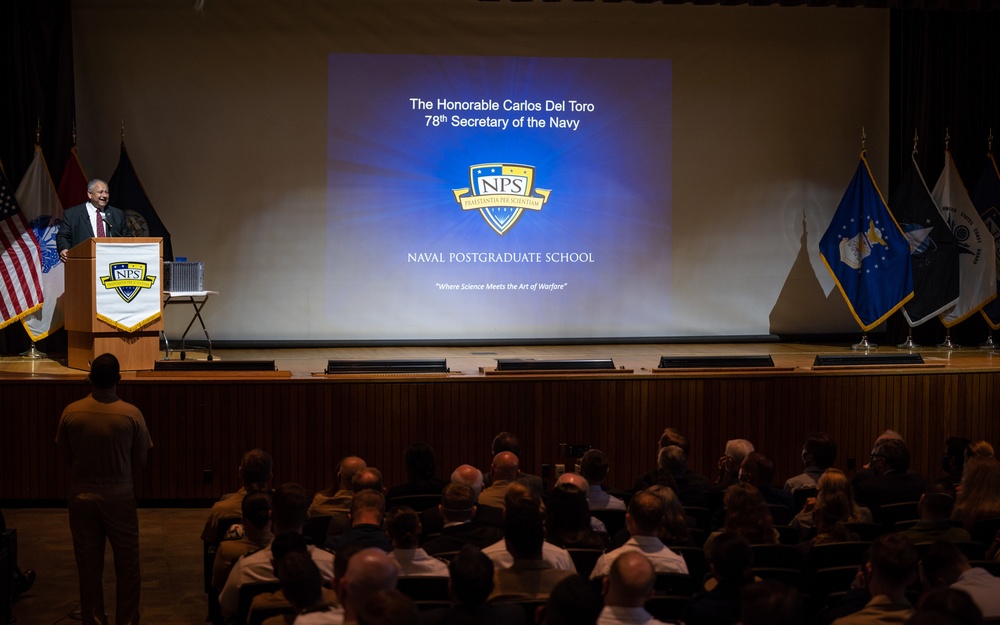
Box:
[2, 341, 998, 505]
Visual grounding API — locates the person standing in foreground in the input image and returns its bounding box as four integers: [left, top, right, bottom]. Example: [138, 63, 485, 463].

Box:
[55, 353, 153, 625]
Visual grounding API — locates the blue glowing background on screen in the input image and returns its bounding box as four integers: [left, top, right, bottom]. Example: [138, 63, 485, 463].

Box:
[327, 54, 672, 339]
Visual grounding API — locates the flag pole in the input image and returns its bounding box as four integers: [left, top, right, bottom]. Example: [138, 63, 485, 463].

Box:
[852, 127, 877, 351]
[898, 129, 922, 351]
[18, 122, 47, 360]
[980, 129, 996, 351]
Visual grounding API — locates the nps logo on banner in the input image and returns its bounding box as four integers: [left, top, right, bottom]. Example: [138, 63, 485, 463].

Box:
[452, 163, 552, 235]
[100, 262, 157, 303]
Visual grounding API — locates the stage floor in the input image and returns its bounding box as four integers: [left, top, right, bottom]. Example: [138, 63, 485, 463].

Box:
[1, 340, 997, 378]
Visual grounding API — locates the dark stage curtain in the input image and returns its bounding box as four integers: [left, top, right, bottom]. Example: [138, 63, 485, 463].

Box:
[886, 9, 1000, 346]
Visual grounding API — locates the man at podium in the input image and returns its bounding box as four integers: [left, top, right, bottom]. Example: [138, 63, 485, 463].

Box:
[57, 178, 126, 262]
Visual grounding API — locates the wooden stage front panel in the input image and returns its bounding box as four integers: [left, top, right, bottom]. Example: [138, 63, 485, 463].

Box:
[2, 346, 998, 503]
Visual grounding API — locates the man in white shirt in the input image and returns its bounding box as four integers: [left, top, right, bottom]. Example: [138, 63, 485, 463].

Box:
[590, 490, 688, 579]
[921, 540, 1000, 618]
[481, 481, 576, 572]
[597, 551, 672, 625]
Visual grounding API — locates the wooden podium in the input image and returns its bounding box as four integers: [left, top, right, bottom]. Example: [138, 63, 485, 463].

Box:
[65, 238, 163, 371]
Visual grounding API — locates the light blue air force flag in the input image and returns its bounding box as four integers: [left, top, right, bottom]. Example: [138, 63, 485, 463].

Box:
[819, 152, 914, 332]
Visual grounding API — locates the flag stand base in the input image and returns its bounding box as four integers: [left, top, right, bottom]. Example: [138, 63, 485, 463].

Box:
[937, 329, 957, 350]
[980, 333, 996, 351]
[896, 331, 919, 350]
[19, 343, 46, 359]
[852, 334, 877, 351]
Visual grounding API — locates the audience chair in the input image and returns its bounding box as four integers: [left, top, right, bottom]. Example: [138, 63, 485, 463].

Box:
[645, 595, 691, 621]
[806, 565, 862, 614]
[913, 541, 986, 561]
[237, 581, 282, 625]
[767, 504, 794, 526]
[396, 576, 450, 602]
[672, 546, 708, 588]
[386, 493, 442, 512]
[752, 567, 804, 590]
[653, 572, 698, 597]
[591, 509, 627, 538]
[843, 522, 886, 542]
[682, 507, 712, 532]
[874, 501, 919, 528]
[804, 541, 871, 574]
[566, 548, 605, 579]
[302, 515, 332, 546]
[750, 544, 800, 570]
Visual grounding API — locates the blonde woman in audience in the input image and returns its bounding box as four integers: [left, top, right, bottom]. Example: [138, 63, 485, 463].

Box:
[952, 456, 1000, 534]
[966, 440, 995, 461]
[647, 485, 695, 547]
[790, 468, 872, 539]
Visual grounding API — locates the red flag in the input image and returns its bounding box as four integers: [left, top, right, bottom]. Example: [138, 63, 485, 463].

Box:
[56, 146, 88, 209]
[0, 165, 44, 328]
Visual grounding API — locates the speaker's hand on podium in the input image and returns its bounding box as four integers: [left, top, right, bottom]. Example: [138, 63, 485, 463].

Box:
[60, 249, 68, 263]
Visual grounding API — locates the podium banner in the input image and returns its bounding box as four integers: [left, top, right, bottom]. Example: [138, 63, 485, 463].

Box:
[95, 242, 161, 332]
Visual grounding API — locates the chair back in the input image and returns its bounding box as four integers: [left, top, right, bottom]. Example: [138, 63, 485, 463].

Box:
[843, 522, 886, 542]
[753, 567, 803, 589]
[671, 546, 708, 587]
[237, 581, 281, 625]
[387, 494, 442, 512]
[875, 501, 919, 528]
[396, 576, 451, 602]
[591, 509, 627, 538]
[750, 544, 799, 569]
[804, 541, 871, 573]
[302, 515, 332, 546]
[567, 548, 605, 579]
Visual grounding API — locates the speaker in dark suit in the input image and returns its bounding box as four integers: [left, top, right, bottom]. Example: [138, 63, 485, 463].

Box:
[57, 179, 127, 261]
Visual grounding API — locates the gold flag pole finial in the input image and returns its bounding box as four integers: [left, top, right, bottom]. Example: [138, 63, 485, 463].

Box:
[945, 128, 951, 151]
[861, 127, 866, 152]
[912, 128, 919, 152]
[35, 119, 41, 144]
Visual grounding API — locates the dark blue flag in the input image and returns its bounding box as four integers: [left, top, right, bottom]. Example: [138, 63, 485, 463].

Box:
[891, 151, 959, 327]
[108, 142, 174, 261]
[819, 152, 914, 331]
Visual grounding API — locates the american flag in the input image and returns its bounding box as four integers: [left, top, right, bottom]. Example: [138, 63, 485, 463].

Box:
[0, 167, 44, 328]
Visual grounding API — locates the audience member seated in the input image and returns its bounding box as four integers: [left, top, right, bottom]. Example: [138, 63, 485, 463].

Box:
[966, 440, 995, 461]
[920, 540, 1000, 618]
[942, 437, 972, 489]
[261, 550, 344, 625]
[201, 448, 273, 542]
[646, 485, 695, 548]
[790, 468, 872, 539]
[385, 507, 449, 577]
[418, 544, 528, 625]
[899, 481, 971, 544]
[596, 551, 670, 625]
[478, 451, 522, 510]
[451, 464, 485, 500]
[325, 489, 393, 553]
[422, 483, 504, 556]
[951, 457, 1000, 535]
[579, 449, 627, 510]
[309, 456, 366, 518]
[632, 444, 680, 495]
[784, 432, 837, 493]
[739, 451, 794, 513]
[386, 442, 448, 503]
[488, 502, 576, 602]
[546, 482, 610, 550]
[704, 483, 778, 559]
[482, 482, 576, 571]
[830, 533, 918, 625]
[662, 444, 711, 508]
[218, 483, 335, 618]
[714, 439, 754, 491]
[795, 490, 860, 559]
[683, 532, 755, 625]
[488, 431, 545, 496]
[338, 548, 399, 625]
[356, 589, 417, 625]
[590, 489, 688, 579]
[211, 489, 274, 591]
[0, 510, 36, 602]
[255, 534, 343, 624]
[536, 574, 602, 625]
[853, 438, 927, 513]
[554, 472, 607, 534]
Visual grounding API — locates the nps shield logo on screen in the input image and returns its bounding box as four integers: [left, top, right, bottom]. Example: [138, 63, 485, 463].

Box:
[100, 262, 157, 303]
[452, 164, 551, 235]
